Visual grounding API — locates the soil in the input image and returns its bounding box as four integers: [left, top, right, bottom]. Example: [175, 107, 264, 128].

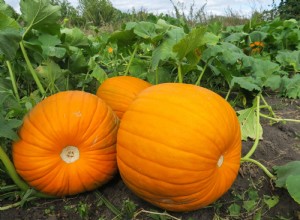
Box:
[1, 95, 299, 220]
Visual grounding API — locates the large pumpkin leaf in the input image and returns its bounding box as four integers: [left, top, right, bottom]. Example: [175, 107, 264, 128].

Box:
[38, 34, 66, 58]
[61, 27, 89, 47]
[0, 12, 21, 60]
[237, 104, 263, 141]
[108, 29, 137, 47]
[88, 57, 108, 84]
[36, 59, 67, 92]
[132, 21, 158, 40]
[173, 26, 206, 62]
[231, 76, 262, 92]
[273, 161, 300, 188]
[286, 175, 300, 204]
[151, 28, 185, 70]
[20, 0, 61, 36]
[276, 50, 300, 72]
[0, 0, 16, 17]
[273, 161, 300, 205]
[0, 116, 22, 141]
[281, 74, 300, 99]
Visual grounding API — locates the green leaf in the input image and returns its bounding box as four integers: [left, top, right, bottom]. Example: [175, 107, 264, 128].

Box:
[243, 200, 256, 212]
[129, 58, 149, 79]
[249, 31, 268, 42]
[0, 116, 22, 141]
[264, 75, 282, 91]
[147, 67, 172, 84]
[237, 104, 263, 141]
[68, 47, 88, 74]
[36, 60, 66, 92]
[207, 21, 223, 35]
[247, 188, 259, 201]
[263, 195, 279, 209]
[273, 161, 300, 188]
[133, 21, 158, 40]
[202, 32, 220, 45]
[0, 1, 16, 17]
[231, 76, 261, 92]
[173, 27, 206, 61]
[286, 175, 300, 204]
[0, 12, 21, 60]
[61, 28, 89, 47]
[0, 78, 20, 111]
[108, 29, 136, 47]
[88, 56, 107, 84]
[224, 32, 248, 43]
[276, 51, 300, 72]
[273, 161, 300, 205]
[39, 34, 61, 46]
[228, 203, 241, 217]
[151, 28, 185, 70]
[0, 11, 19, 30]
[20, 0, 61, 35]
[282, 74, 300, 99]
[38, 34, 66, 58]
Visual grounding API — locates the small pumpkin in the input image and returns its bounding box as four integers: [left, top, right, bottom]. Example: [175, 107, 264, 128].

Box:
[13, 91, 119, 196]
[96, 76, 151, 119]
[117, 83, 241, 211]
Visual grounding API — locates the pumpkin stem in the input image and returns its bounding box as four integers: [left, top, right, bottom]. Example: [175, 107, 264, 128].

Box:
[217, 155, 224, 167]
[60, 146, 80, 163]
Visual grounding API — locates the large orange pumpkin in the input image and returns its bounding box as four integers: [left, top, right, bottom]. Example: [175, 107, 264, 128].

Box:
[117, 83, 241, 211]
[13, 91, 119, 196]
[96, 76, 151, 119]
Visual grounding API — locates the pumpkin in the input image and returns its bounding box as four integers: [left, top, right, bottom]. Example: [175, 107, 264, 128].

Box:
[13, 91, 119, 196]
[117, 83, 241, 211]
[96, 76, 151, 119]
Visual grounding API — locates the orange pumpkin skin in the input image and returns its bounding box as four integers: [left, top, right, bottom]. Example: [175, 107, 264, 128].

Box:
[117, 83, 241, 212]
[96, 76, 151, 119]
[13, 91, 119, 196]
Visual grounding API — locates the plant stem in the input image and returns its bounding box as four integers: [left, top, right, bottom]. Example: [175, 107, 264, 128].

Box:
[177, 63, 183, 83]
[195, 62, 209, 86]
[241, 157, 276, 180]
[19, 41, 46, 96]
[5, 60, 20, 101]
[96, 192, 121, 216]
[225, 87, 232, 101]
[259, 113, 300, 123]
[133, 209, 182, 220]
[0, 201, 23, 211]
[0, 196, 38, 211]
[242, 95, 261, 159]
[124, 44, 138, 76]
[0, 146, 29, 192]
[260, 94, 276, 118]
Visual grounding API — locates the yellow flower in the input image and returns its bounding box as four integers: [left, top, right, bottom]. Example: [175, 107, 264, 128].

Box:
[108, 47, 113, 53]
[250, 41, 264, 48]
